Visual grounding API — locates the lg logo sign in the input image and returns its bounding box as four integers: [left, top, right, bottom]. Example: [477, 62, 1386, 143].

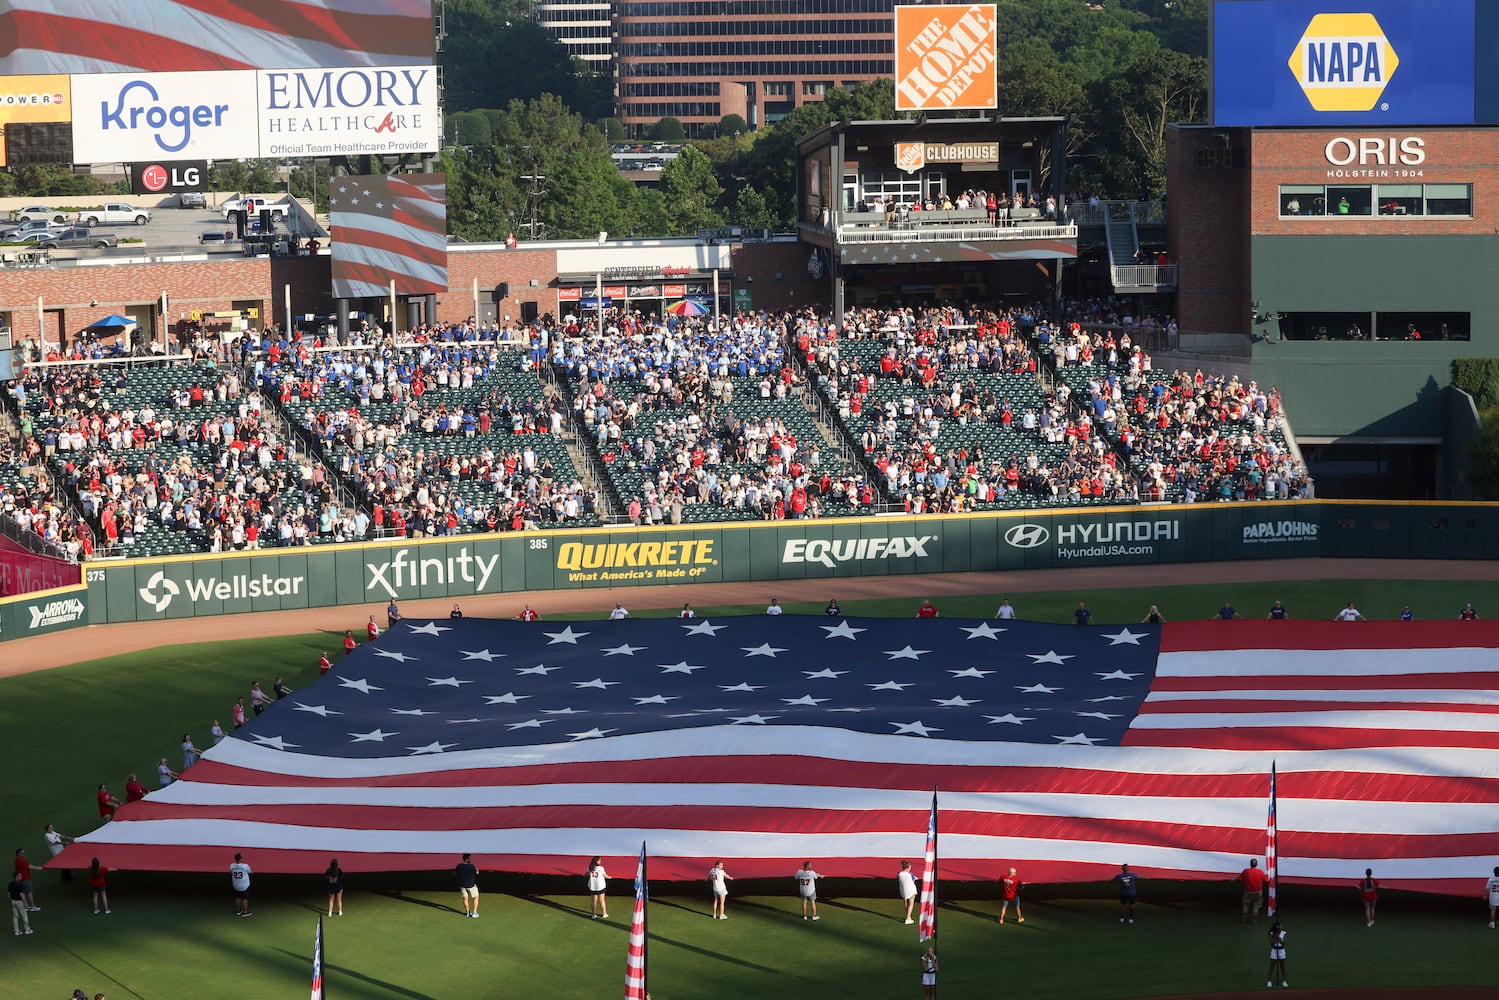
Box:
[131, 159, 207, 195]
[1003, 524, 1050, 549]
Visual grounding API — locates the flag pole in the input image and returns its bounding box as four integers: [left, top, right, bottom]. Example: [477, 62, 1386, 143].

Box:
[919, 787, 938, 942]
[1266, 761, 1279, 918]
[625, 841, 648, 1000]
[310, 913, 326, 999]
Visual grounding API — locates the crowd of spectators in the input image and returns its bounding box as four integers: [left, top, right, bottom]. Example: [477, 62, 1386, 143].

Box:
[1039, 319, 1310, 502]
[560, 309, 871, 520]
[261, 332, 597, 535]
[0, 298, 1316, 556]
[800, 304, 1133, 510]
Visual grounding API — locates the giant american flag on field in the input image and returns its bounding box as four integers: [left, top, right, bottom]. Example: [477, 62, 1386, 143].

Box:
[0, 0, 435, 75]
[329, 173, 447, 300]
[56, 616, 1499, 897]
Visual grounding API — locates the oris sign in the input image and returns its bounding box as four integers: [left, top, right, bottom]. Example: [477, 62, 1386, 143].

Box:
[1323, 136, 1425, 165]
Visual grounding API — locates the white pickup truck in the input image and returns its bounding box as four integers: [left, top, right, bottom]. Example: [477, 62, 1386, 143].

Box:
[221, 196, 291, 219]
[76, 202, 152, 226]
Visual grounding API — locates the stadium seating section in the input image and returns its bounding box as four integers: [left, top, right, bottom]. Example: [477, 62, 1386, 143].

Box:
[0, 308, 1307, 558]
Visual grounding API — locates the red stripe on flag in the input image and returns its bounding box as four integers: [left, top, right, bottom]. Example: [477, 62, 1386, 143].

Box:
[172, 759, 1499, 804]
[1122, 727, 1499, 751]
[108, 802, 1499, 861]
[174, 0, 433, 57]
[0, 11, 257, 70]
[1160, 620, 1499, 653]
[1147, 672, 1499, 692]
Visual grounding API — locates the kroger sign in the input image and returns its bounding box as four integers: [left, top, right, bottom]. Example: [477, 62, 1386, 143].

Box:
[67, 66, 439, 164]
[1211, 0, 1477, 127]
[71, 71, 260, 162]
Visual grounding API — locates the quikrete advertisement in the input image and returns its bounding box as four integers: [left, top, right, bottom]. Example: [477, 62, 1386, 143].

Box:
[556, 539, 718, 583]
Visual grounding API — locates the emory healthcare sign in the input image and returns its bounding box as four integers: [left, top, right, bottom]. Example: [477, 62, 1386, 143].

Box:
[894, 4, 998, 112]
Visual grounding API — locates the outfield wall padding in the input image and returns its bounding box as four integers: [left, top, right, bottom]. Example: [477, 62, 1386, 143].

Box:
[18, 500, 1478, 635]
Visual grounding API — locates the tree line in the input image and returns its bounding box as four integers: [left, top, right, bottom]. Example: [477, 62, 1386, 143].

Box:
[2, 0, 1206, 242]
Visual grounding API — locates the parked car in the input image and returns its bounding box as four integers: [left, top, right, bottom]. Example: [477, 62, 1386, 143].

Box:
[6, 231, 57, 246]
[12, 205, 69, 224]
[40, 226, 117, 249]
[1, 219, 59, 240]
[199, 229, 235, 245]
[178, 192, 207, 209]
[221, 195, 290, 219]
[77, 202, 151, 226]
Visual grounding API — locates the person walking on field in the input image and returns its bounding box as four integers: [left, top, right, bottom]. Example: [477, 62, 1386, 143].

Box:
[1358, 868, 1379, 926]
[708, 860, 733, 919]
[998, 867, 1023, 924]
[230, 853, 253, 916]
[586, 856, 609, 919]
[456, 853, 480, 917]
[796, 861, 821, 920]
[1267, 920, 1289, 988]
[919, 945, 939, 1000]
[897, 860, 918, 924]
[1484, 866, 1499, 928]
[88, 858, 110, 914]
[325, 858, 344, 916]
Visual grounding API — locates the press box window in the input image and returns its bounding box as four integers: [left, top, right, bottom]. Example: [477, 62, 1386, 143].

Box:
[1425, 183, 1472, 216]
[1378, 184, 1421, 216]
[1327, 186, 1372, 216]
[1279, 185, 1322, 216]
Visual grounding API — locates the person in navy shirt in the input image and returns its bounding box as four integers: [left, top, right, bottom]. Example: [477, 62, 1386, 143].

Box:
[1073, 602, 1092, 626]
[1111, 864, 1140, 923]
[1266, 601, 1288, 620]
[1217, 602, 1238, 620]
[1399, 605, 1414, 621]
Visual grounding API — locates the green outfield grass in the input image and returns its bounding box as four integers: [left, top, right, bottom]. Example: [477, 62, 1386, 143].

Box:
[4, 576, 1497, 999]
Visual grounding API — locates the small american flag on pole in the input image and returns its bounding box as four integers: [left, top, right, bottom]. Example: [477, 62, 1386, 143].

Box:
[310, 914, 325, 999]
[1266, 761, 1279, 917]
[918, 791, 937, 941]
[624, 842, 648, 1000]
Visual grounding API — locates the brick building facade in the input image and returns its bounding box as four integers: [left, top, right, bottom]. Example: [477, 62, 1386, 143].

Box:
[0, 236, 823, 349]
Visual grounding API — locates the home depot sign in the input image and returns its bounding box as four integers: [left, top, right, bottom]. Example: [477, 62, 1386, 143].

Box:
[895, 140, 1000, 172]
[894, 4, 998, 111]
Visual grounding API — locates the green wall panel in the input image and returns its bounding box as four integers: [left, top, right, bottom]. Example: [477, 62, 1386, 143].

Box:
[1, 502, 1484, 640]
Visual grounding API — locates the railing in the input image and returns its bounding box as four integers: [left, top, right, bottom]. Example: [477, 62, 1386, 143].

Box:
[541, 358, 623, 521]
[1068, 200, 1165, 227]
[1109, 264, 1178, 289]
[833, 222, 1076, 244]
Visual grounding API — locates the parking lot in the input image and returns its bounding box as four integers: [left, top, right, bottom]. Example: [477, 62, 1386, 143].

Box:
[3, 196, 323, 261]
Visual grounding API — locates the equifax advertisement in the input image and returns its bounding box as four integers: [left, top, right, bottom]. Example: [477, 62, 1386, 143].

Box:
[1212, 0, 1476, 126]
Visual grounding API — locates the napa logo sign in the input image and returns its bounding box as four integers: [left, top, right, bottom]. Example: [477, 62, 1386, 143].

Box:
[1288, 13, 1399, 111]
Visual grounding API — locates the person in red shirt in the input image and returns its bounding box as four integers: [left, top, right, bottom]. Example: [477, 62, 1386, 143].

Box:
[917, 599, 939, 619]
[14, 848, 36, 911]
[998, 867, 1023, 924]
[124, 773, 147, 803]
[232, 697, 247, 729]
[1240, 858, 1267, 924]
[1358, 869, 1379, 926]
[366, 616, 381, 641]
[517, 604, 541, 622]
[318, 652, 331, 675]
[343, 629, 357, 656]
[96, 784, 122, 822]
